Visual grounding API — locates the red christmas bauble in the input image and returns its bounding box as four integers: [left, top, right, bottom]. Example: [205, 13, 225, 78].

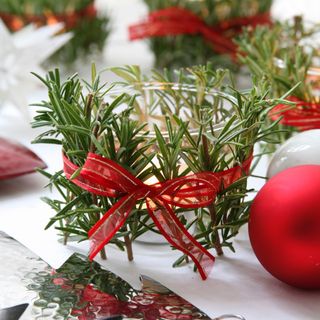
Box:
[249, 165, 320, 289]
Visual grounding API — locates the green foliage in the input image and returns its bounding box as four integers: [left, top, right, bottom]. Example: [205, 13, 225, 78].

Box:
[32, 67, 155, 252]
[32, 64, 283, 268]
[0, 0, 109, 64]
[141, 0, 272, 69]
[54, 13, 109, 65]
[237, 18, 318, 101]
[236, 17, 320, 149]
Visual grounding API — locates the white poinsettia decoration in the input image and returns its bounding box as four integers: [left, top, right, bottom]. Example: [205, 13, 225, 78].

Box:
[0, 20, 72, 115]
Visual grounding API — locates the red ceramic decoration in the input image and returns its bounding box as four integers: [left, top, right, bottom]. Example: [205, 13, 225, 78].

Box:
[0, 138, 46, 180]
[249, 165, 320, 289]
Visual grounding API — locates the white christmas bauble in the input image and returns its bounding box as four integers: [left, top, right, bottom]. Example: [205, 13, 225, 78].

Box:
[267, 129, 320, 178]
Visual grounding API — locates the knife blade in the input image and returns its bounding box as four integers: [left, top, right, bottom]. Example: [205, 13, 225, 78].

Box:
[0, 303, 28, 320]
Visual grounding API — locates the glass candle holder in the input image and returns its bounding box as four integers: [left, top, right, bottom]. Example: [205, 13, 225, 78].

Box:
[108, 82, 239, 245]
[32, 65, 277, 277]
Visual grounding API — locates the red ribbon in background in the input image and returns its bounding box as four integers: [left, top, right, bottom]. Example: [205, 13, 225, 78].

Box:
[270, 96, 320, 131]
[129, 6, 271, 57]
[0, 3, 96, 31]
[64, 152, 253, 280]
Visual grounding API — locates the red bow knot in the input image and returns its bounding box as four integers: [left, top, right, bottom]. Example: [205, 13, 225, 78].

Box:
[129, 6, 271, 57]
[63, 152, 252, 280]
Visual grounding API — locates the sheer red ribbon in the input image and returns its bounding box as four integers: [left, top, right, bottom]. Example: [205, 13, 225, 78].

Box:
[129, 6, 271, 57]
[0, 3, 96, 31]
[270, 96, 320, 130]
[63, 152, 253, 280]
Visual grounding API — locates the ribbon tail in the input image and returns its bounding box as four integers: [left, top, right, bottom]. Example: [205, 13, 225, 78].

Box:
[88, 194, 136, 260]
[146, 198, 215, 280]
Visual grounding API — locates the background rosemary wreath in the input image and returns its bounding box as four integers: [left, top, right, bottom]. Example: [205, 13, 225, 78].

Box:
[0, 0, 110, 64]
[139, 0, 273, 70]
[237, 17, 320, 151]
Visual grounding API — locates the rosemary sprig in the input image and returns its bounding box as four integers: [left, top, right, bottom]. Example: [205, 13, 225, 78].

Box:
[237, 18, 318, 102]
[32, 66, 155, 258]
[236, 17, 320, 149]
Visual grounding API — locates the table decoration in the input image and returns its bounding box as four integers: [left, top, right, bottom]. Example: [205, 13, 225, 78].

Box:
[27, 254, 213, 319]
[129, 0, 272, 69]
[0, 138, 46, 180]
[31, 64, 284, 280]
[0, 20, 71, 115]
[249, 165, 320, 289]
[237, 17, 320, 151]
[267, 129, 320, 177]
[0, 0, 109, 65]
[1, 213, 320, 320]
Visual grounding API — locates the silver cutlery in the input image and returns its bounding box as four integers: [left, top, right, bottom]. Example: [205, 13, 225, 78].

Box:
[0, 303, 28, 320]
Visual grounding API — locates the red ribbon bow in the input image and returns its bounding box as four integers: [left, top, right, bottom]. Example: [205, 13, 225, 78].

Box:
[270, 96, 320, 131]
[63, 152, 253, 280]
[129, 6, 271, 57]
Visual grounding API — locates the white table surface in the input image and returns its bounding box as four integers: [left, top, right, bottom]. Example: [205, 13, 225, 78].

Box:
[1, 1, 320, 319]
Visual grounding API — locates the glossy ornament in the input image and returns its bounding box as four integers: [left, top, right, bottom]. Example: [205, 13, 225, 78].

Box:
[267, 129, 320, 178]
[249, 165, 320, 289]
